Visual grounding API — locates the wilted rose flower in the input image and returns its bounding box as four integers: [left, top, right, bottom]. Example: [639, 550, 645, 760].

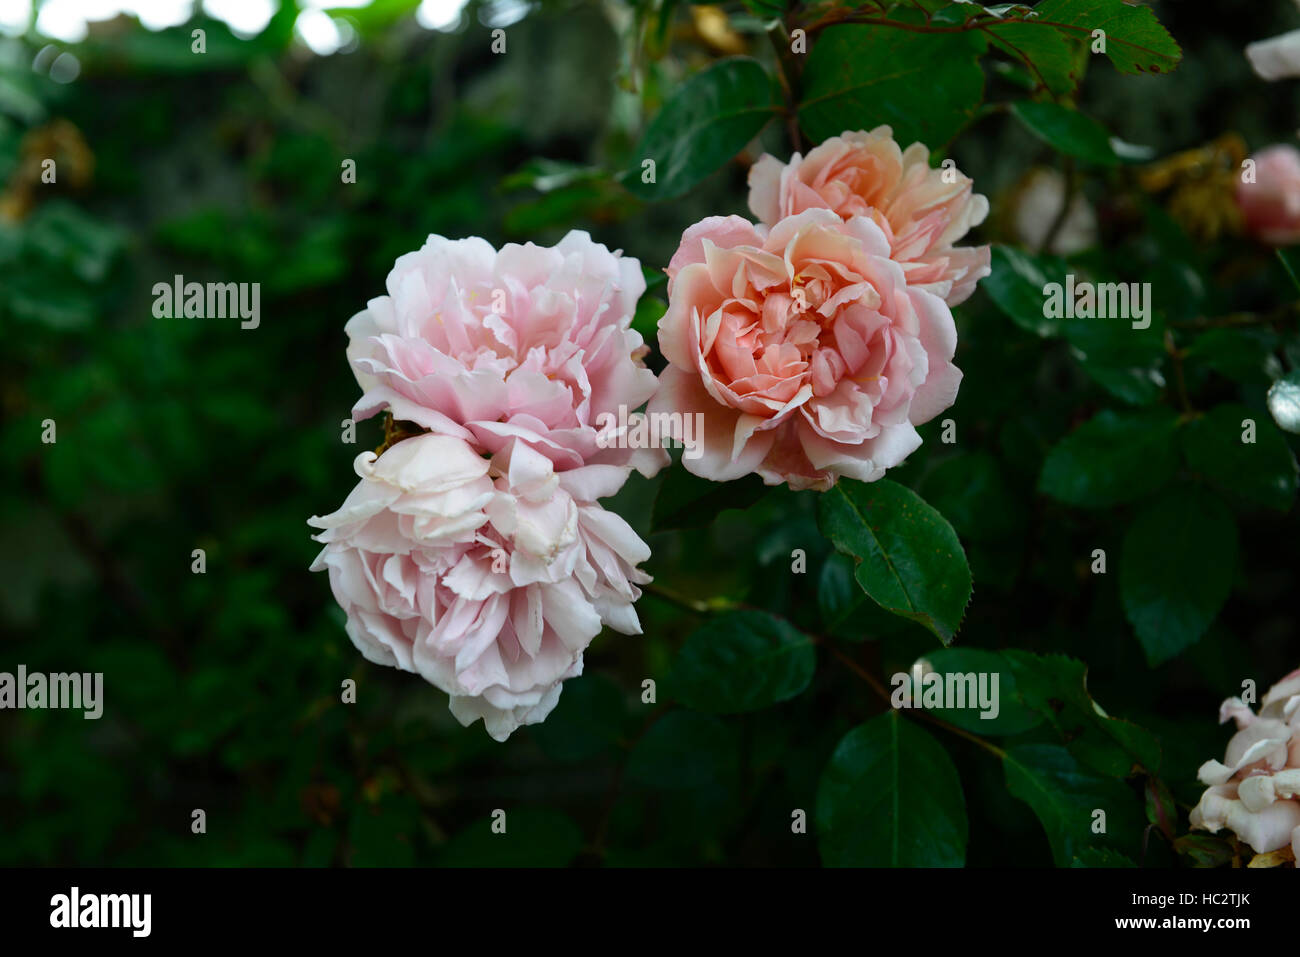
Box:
[345, 230, 666, 482]
[649, 208, 961, 490]
[1190, 667, 1300, 858]
[309, 434, 651, 741]
[747, 126, 990, 305]
[1236, 145, 1300, 245]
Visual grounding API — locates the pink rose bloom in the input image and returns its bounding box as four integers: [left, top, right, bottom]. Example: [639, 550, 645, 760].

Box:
[1191, 667, 1300, 857]
[1245, 29, 1300, 81]
[1237, 145, 1300, 245]
[649, 208, 961, 491]
[747, 126, 990, 305]
[346, 230, 666, 487]
[308, 434, 652, 741]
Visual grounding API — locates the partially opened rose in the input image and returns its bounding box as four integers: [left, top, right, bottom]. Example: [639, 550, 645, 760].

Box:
[649, 208, 961, 490]
[345, 230, 666, 480]
[1191, 667, 1300, 858]
[747, 126, 990, 305]
[309, 434, 652, 741]
[1236, 145, 1300, 245]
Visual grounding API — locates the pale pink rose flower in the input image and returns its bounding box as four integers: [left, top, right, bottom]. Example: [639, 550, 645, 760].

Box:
[1237, 146, 1300, 245]
[1191, 667, 1300, 855]
[345, 230, 666, 489]
[747, 126, 990, 305]
[1245, 29, 1300, 81]
[650, 208, 961, 491]
[308, 434, 651, 742]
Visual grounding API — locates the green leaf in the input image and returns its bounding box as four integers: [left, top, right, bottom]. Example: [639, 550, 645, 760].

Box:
[626, 57, 779, 200]
[918, 452, 1024, 543]
[915, 647, 1044, 735]
[984, 244, 1068, 337]
[625, 711, 739, 794]
[651, 465, 768, 531]
[1039, 408, 1180, 508]
[437, 808, 583, 867]
[1173, 833, 1236, 868]
[671, 610, 815, 713]
[25, 201, 126, 283]
[1031, 0, 1182, 76]
[632, 294, 666, 344]
[817, 712, 968, 866]
[349, 794, 421, 867]
[529, 673, 628, 763]
[1072, 848, 1138, 867]
[1267, 370, 1300, 434]
[1004, 744, 1142, 866]
[1181, 404, 1298, 512]
[817, 552, 928, 641]
[818, 479, 972, 644]
[1120, 485, 1238, 666]
[1002, 651, 1162, 776]
[799, 26, 987, 148]
[1062, 311, 1167, 406]
[920, 1, 984, 26]
[501, 158, 602, 193]
[986, 21, 1081, 95]
[818, 552, 866, 632]
[1010, 101, 1119, 166]
[1278, 248, 1300, 293]
[82, 18, 287, 73]
[1187, 328, 1282, 386]
[1144, 776, 1176, 839]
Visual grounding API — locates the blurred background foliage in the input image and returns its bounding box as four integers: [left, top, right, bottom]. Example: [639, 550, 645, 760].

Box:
[1, 0, 1298, 866]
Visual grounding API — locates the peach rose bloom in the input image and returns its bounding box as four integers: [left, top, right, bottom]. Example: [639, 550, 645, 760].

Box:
[649, 208, 961, 490]
[747, 126, 990, 305]
[308, 434, 652, 741]
[1191, 667, 1300, 857]
[1236, 145, 1300, 245]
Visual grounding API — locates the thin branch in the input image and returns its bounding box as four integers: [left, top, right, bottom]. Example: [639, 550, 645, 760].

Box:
[767, 18, 804, 153]
[1165, 329, 1194, 416]
[823, 642, 1007, 760]
[1040, 158, 1077, 256]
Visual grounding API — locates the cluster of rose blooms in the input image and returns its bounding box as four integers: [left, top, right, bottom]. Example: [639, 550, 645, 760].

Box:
[1192, 668, 1300, 860]
[307, 126, 992, 740]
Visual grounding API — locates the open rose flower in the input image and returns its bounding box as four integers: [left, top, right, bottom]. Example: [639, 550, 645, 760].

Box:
[747, 126, 990, 305]
[308, 433, 651, 741]
[1236, 145, 1300, 246]
[1190, 667, 1300, 858]
[648, 208, 961, 490]
[345, 230, 666, 482]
